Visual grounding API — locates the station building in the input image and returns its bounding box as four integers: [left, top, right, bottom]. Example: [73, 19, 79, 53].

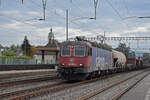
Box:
[35, 28, 60, 64]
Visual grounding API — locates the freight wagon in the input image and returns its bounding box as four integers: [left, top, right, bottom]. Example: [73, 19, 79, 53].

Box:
[126, 58, 143, 70]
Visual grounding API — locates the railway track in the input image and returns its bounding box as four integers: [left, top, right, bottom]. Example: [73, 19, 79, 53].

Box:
[0, 75, 59, 88]
[0, 70, 143, 100]
[111, 73, 148, 100]
[78, 70, 149, 100]
[0, 82, 64, 100]
[0, 71, 56, 80]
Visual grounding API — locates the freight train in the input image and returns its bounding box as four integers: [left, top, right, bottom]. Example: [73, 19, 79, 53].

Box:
[58, 37, 143, 81]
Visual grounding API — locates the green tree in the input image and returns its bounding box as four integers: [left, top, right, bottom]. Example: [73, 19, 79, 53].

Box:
[102, 43, 112, 51]
[128, 51, 136, 58]
[4, 45, 21, 52]
[3, 50, 16, 56]
[10, 44, 20, 52]
[115, 43, 130, 57]
[21, 36, 31, 56]
[30, 45, 37, 58]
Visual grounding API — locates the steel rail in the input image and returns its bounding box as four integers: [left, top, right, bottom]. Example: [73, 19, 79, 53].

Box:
[78, 70, 149, 100]
[1, 70, 147, 100]
[112, 72, 149, 100]
[0, 75, 58, 88]
[7, 70, 144, 100]
[0, 71, 56, 80]
[7, 73, 125, 100]
[0, 82, 63, 99]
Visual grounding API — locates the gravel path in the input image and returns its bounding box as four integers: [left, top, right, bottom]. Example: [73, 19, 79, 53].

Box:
[30, 70, 145, 100]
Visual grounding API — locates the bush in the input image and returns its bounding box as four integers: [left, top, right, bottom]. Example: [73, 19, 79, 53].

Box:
[3, 51, 16, 56]
[0, 56, 31, 59]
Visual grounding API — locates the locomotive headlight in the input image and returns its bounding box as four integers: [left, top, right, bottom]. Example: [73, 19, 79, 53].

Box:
[62, 63, 65, 66]
[79, 64, 83, 66]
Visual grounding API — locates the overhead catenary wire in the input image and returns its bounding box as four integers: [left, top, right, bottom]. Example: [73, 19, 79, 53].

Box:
[0, 11, 52, 45]
[121, 0, 139, 50]
[68, 0, 122, 39]
[0, 1, 148, 52]
[70, 0, 143, 48]
[105, 0, 123, 19]
[51, 0, 103, 36]
[29, 0, 91, 37]
[27, 0, 105, 38]
[105, 0, 133, 31]
[30, 0, 66, 19]
[121, 0, 138, 29]
[0, 14, 39, 28]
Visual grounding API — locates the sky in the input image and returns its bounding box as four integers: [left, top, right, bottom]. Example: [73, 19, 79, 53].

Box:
[0, 0, 150, 54]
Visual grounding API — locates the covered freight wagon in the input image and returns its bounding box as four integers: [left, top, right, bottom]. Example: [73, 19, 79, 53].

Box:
[91, 47, 113, 71]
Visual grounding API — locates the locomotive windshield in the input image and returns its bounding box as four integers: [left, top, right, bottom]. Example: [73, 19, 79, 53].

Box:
[61, 46, 70, 56]
[75, 46, 85, 56]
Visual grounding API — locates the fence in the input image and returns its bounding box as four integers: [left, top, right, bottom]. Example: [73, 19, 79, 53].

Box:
[0, 58, 59, 65]
[0, 58, 37, 65]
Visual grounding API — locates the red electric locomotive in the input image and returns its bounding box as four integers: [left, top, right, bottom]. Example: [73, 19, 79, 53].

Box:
[58, 41, 92, 80]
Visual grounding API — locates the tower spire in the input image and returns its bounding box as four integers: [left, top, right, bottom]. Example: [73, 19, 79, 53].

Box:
[48, 28, 54, 44]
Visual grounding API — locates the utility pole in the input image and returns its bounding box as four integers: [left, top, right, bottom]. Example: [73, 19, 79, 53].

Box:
[22, 0, 23, 4]
[66, 9, 69, 41]
[42, 0, 46, 20]
[103, 31, 105, 44]
[0, 0, 1, 6]
[94, 0, 98, 20]
[137, 39, 139, 48]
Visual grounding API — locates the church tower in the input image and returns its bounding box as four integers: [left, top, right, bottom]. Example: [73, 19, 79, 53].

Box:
[48, 28, 54, 44]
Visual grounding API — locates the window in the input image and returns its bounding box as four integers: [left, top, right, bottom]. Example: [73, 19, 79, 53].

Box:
[75, 46, 85, 56]
[86, 47, 92, 56]
[61, 46, 70, 56]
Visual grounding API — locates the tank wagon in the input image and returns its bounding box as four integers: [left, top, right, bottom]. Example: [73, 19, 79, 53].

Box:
[58, 38, 128, 81]
[112, 50, 126, 71]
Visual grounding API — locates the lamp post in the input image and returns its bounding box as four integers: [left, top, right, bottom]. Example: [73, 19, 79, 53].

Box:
[66, 9, 68, 41]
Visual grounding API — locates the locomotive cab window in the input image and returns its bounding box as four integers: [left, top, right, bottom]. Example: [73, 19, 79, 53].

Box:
[61, 46, 70, 56]
[75, 46, 85, 56]
[85, 47, 92, 56]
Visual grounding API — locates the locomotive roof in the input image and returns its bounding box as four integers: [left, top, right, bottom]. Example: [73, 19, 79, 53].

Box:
[61, 41, 92, 47]
[61, 41, 112, 51]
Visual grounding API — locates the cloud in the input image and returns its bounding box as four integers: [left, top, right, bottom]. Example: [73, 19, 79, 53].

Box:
[0, 0, 150, 53]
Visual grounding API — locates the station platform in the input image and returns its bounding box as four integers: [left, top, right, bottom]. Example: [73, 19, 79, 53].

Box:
[120, 73, 150, 100]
